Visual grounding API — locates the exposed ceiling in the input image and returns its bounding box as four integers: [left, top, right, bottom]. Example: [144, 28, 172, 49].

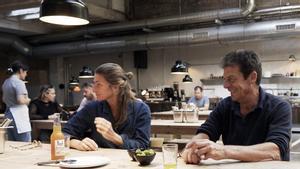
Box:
[0, 0, 126, 36]
[2, 0, 300, 57]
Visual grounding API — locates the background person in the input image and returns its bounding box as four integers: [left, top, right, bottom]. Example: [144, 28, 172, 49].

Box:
[29, 84, 62, 120]
[188, 86, 209, 110]
[2, 60, 31, 142]
[76, 82, 96, 112]
[29, 84, 63, 142]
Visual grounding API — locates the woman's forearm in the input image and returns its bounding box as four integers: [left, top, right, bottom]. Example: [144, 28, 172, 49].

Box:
[110, 133, 123, 146]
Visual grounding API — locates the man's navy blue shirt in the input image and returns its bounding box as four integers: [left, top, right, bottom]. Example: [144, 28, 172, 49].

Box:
[63, 100, 151, 149]
[197, 87, 292, 161]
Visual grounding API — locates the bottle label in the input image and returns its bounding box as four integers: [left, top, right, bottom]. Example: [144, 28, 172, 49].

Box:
[55, 139, 65, 156]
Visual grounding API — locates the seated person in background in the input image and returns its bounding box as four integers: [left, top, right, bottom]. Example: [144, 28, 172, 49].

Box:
[188, 86, 209, 110]
[29, 84, 63, 141]
[182, 49, 292, 163]
[63, 63, 151, 151]
[76, 83, 96, 112]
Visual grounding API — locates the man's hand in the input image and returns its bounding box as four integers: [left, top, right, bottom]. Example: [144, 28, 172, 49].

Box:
[181, 147, 200, 164]
[188, 139, 226, 160]
[70, 138, 98, 151]
[182, 139, 226, 164]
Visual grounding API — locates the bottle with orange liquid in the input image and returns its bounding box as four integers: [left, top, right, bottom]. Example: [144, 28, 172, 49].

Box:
[51, 113, 65, 160]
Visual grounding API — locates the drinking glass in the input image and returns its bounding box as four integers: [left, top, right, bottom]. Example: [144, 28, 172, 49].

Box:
[162, 144, 178, 169]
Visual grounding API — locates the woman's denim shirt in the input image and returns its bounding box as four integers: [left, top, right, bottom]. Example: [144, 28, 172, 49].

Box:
[63, 99, 151, 149]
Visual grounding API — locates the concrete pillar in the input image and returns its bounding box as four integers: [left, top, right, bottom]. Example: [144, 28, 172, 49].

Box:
[49, 57, 65, 105]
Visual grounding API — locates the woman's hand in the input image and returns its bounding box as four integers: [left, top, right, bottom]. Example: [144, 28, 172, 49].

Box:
[94, 117, 123, 145]
[70, 138, 98, 151]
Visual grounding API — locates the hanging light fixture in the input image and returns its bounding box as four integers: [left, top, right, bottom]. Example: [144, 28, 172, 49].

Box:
[289, 55, 296, 62]
[39, 0, 89, 26]
[69, 76, 79, 85]
[79, 66, 94, 78]
[170, 0, 188, 75]
[182, 75, 193, 83]
[171, 60, 188, 75]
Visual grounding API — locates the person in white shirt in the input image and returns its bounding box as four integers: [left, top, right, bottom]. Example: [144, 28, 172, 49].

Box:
[76, 83, 96, 112]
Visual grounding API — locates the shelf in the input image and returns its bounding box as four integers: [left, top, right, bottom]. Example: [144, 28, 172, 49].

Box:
[201, 76, 300, 85]
[200, 78, 223, 85]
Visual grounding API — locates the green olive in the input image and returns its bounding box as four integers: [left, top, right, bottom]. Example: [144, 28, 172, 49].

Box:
[135, 149, 155, 156]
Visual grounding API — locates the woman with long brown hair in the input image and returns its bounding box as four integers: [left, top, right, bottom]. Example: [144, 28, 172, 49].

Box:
[63, 63, 151, 150]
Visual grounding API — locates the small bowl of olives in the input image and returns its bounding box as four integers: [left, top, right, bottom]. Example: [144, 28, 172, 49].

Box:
[134, 149, 156, 166]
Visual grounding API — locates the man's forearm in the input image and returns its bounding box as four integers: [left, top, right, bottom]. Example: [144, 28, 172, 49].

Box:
[224, 142, 281, 161]
[192, 133, 209, 140]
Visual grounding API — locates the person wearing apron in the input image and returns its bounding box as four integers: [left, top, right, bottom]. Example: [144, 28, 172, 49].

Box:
[2, 60, 31, 142]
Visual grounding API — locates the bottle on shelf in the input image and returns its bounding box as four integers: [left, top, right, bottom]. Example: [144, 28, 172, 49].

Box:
[51, 113, 65, 160]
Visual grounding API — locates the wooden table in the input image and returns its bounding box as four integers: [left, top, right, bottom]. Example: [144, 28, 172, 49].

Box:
[31, 119, 203, 139]
[1, 141, 300, 169]
[151, 110, 210, 120]
[31, 120, 67, 140]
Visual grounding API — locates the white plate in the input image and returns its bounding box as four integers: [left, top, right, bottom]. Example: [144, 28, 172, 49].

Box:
[59, 156, 110, 168]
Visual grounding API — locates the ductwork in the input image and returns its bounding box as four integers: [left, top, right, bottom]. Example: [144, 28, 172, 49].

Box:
[32, 18, 300, 57]
[0, 33, 32, 56]
[28, 0, 255, 44]
[254, 5, 300, 15]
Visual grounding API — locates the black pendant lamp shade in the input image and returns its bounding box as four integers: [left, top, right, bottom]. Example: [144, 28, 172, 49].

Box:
[39, 0, 89, 26]
[171, 60, 188, 74]
[79, 66, 94, 78]
[69, 76, 79, 85]
[289, 55, 296, 62]
[182, 75, 193, 83]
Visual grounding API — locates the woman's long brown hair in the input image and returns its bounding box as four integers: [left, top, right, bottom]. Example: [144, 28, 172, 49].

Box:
[95, 63, 135, 128]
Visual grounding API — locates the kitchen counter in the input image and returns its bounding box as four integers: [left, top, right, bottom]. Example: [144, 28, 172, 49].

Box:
[151, 110, 210, 120]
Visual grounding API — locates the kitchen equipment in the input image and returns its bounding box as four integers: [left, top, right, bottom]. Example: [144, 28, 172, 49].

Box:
[173, 110, 183, 123]
[184, 110, 198, 123]
[147, 88, 164, 101]
[163, 88, 174, 101]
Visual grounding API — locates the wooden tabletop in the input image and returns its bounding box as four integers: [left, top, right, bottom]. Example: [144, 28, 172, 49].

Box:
[1, 141, 300, 169]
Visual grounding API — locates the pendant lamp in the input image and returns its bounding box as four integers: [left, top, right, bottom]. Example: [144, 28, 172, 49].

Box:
[78, 66, 94, 78]
[39, 0, 89, 26]
[171, 60, 188, 75]
[69, 76, 79, 85]
[182, 75, 193, 83]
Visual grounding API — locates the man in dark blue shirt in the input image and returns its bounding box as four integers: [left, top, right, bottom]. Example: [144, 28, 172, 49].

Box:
[182, 50, 292, 163]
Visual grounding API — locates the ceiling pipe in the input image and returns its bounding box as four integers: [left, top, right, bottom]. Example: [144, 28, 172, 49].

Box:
[0, 33, 32, 56]
[254, 5, 300, 15]
[32, 18, 300, 57]
[28, 0, 255, 44]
